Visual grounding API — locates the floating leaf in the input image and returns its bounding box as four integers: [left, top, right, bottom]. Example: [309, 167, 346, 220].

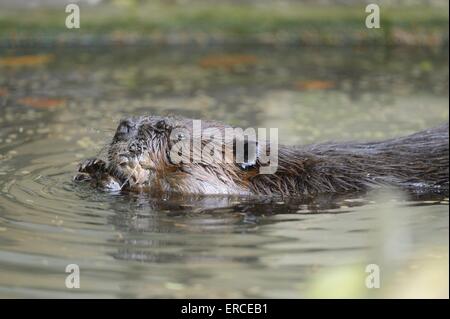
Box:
[0, 54, 53, 67]
[295, 80, 335, 91]
[199, 54, 258, 70]
[18, 97, 65, 109]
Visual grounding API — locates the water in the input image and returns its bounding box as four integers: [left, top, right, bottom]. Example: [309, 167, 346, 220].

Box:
[0, 46, 448, 298]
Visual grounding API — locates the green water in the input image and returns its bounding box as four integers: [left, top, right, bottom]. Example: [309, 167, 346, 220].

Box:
[0, 46, 448, 298]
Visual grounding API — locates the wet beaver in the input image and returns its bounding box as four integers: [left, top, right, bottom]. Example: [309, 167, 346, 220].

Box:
[75, 116, 449, 197]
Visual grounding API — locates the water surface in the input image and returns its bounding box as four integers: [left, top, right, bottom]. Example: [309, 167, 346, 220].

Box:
[0, 46, 448, 298]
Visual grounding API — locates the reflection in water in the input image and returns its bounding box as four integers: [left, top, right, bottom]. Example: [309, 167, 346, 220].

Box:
[104, 191, 447, 267]
[0, 46, 448, 298]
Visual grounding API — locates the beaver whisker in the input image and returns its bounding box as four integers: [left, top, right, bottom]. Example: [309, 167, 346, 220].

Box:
[119, 173, 132, 190]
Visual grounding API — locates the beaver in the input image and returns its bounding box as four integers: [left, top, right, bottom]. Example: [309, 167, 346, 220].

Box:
[75, 115, 449, 197]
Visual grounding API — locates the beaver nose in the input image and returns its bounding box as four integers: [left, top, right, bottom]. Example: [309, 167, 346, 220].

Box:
[117, 119, 136, 136]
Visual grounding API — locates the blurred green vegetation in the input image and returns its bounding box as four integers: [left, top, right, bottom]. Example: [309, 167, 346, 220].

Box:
[0, 1, 448, 45]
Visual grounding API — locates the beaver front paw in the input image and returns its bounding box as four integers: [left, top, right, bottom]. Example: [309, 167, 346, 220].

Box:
[74, 158, 106, 182]
[75, 158, 122, 191]
[75, 158, 107, 180]
[78, 158, 107, 174]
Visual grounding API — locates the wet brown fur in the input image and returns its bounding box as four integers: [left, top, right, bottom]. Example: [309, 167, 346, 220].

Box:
[76, 116, 449, 197]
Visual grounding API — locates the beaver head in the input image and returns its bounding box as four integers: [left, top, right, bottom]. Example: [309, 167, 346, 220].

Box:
[106, 116, 263, 195]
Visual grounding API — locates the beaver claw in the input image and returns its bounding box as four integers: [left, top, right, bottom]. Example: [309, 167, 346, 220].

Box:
[78, 158, 107, 174]
[75, 158, 122, 191]
[75, 158, 107, 182]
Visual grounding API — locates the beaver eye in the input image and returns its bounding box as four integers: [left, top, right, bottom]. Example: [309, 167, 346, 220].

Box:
[239, 154, 257, 170]
[234, 139, 258, 171]
[239, 161, 256, 170]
